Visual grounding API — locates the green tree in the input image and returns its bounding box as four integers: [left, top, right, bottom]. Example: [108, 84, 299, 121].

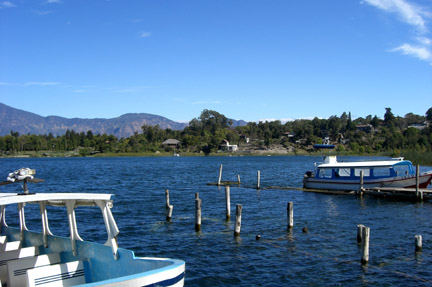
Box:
[384, 108, 395, 127]
[426, 107, 432, 122]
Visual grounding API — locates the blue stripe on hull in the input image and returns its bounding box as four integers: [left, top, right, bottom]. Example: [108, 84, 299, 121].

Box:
[142, 271, 185, 287]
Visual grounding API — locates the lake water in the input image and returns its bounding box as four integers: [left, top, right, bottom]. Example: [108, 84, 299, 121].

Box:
[1, 156, 432, 286]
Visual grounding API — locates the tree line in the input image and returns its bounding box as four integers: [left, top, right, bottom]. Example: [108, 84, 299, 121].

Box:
[1, 108, 432, 161]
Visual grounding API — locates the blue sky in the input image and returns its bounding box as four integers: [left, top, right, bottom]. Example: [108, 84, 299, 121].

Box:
[1, 0, 431, 123]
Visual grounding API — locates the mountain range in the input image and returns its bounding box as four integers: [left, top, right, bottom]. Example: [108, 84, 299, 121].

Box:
[0, 103, 247, 138]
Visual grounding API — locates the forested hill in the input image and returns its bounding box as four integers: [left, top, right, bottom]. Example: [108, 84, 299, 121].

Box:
[0, 103, 187, 138]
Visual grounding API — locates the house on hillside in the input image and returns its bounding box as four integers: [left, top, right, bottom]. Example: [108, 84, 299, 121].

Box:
[162, 139, 180, 148]
[408, 123, 429, 130]
[219, 140, 238, 152]
[356, 124, 374, 133]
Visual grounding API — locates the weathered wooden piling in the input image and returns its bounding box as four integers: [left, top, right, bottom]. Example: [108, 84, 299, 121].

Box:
[357, 224, 365, 243]
[165, 189, 170, 208]
[415, 235, 422, 252]
[415, 165, 423, 200]
[257, 171, 261, 189]
[237, 175, 241, 184]
[218, 164, 223, 186]
[165, 189, 173, 221]
[361, 226, 370, 264]
[287, 202, 293, 229]
[234, 204, 242, 236]
[225, 185, 231, 220]
[359, 170, 364, 193]
[195, 193, 201, 232]
[166, 205, 173, 222]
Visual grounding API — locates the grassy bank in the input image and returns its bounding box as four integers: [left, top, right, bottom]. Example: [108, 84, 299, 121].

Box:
[2, 150, 432, 166]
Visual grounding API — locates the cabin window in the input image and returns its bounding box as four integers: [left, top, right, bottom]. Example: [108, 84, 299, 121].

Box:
[318, 168, 332, 178]
[372, 167, 391, 177]
[335, 168, 350, 177]
[393, 165, 412, 176]
[354, 168, 370, 177]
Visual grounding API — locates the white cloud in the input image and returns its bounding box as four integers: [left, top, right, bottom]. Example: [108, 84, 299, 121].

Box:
[0, 82, 12, 86]
[1, 1, 16, 8]
[362, 0, 432, 65]
[192, 100, 221, 105]
[391, 43, 432, 60]
[416, 37, 432, 46]
[362, 0, 428, 31]
[72, 89, 88, 93]
[139, 32, 152, 38]
[24, 81, 59, 86]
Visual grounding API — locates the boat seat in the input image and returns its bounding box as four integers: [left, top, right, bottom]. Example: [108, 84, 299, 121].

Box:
[7, 253, 61, 287]
[26, 260, 86, 287]
[0, 246, 39, 283]
[0, 241, 21, 252]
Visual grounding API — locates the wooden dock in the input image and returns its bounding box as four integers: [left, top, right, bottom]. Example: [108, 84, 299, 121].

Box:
[361, 187, 432, 200]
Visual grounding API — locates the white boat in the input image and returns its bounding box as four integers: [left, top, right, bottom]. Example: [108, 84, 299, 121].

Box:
[303, 156, 432, 191]
[0, 168, 185, 287]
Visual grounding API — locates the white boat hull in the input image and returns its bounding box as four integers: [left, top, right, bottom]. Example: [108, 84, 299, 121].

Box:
[304, 172, 432, 191]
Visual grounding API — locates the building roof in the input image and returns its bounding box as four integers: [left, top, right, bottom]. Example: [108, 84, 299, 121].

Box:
[162, 139, 180, 145]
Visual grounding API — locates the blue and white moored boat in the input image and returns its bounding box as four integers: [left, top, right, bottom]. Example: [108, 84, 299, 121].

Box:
[303, 156, 432, 191]
[0, 168, 185, 287]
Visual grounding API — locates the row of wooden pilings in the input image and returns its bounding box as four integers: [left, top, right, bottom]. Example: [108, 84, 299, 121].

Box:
[217, 164, 261, 189]
[165, 187, 291, 236]
[356, 224, 423, 264]
[165, 187, 423, 265]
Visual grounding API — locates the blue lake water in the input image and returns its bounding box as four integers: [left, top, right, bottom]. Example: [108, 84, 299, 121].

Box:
[1, 155, 432, 286]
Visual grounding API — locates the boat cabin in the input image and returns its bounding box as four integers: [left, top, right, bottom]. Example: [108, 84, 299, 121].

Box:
[313, 156, 415, 180]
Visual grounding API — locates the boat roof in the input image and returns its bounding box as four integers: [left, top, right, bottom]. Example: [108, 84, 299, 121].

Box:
[317, 157, 412, 169]
[0, 193, 113, 206]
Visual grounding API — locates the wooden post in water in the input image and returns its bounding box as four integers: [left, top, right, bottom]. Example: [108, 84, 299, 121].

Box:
[416, 165, 420, 198]
[195, 193, 201, 232]
[234, 204, 242, 236]
[287, 202, 293, 229]
[415, 235, 422, 252]
[361, 226, 370, 264]
[166, 205, 173, 222]
[218, 164, 223, 186]
[357, 224, 365, 244]
[225, 185, 231, 221]
[237, 175, 241, 184]
[257, 171, 261, 189]
[165, 189, 173, 221]
[165, 189, 170, 208]
[359, 170, 364, 194]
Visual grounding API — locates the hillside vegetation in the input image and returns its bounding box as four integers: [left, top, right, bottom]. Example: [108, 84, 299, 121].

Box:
[1, 108, 432, 165]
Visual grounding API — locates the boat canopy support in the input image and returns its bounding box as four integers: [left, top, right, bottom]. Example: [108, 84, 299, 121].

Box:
[96, 200, 119, 260]
[39, 201, 52, 248]
[0, 206, 5, 234]
[18, 203, 28, 242]
[0, 192, 118, 259]
[66, 200, 84, 256]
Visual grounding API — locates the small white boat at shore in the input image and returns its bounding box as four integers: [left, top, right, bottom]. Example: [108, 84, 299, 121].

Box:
[303, 156, 432, 191]
[0, 168, 185, 287]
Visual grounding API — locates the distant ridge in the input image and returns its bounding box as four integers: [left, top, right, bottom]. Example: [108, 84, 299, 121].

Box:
[0, 103, 187, 138]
